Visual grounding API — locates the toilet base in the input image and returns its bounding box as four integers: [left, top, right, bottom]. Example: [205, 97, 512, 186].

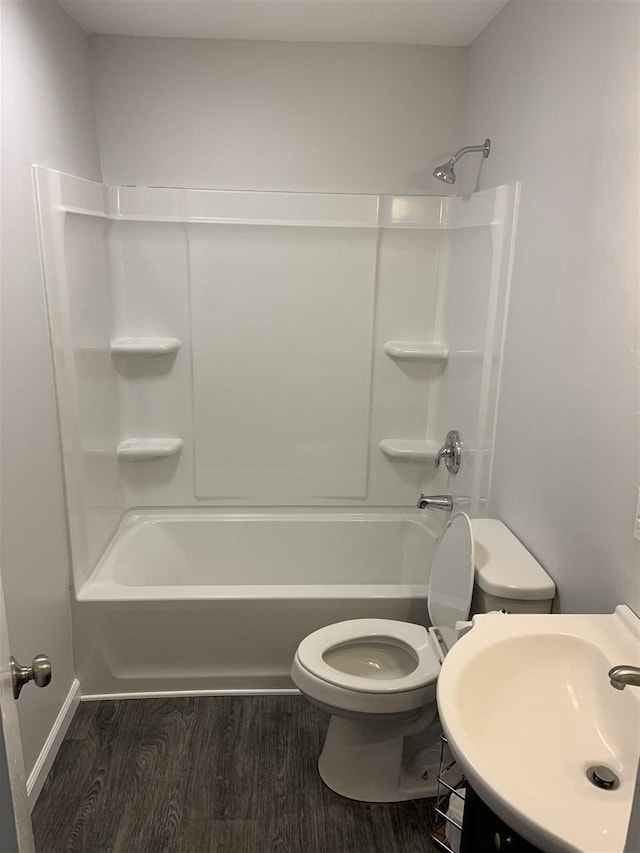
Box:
[317, 710, 444, 802]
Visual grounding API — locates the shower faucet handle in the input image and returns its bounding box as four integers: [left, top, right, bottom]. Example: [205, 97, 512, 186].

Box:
[435, 430, 463, 474]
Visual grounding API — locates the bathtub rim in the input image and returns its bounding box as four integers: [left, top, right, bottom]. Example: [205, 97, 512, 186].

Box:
[77, 506, 440, 603]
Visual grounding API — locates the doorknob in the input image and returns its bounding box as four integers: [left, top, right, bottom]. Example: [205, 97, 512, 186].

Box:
[10, 654, 52, 699]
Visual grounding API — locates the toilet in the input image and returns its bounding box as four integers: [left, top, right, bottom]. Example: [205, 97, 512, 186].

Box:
[291, 513, 556, 803]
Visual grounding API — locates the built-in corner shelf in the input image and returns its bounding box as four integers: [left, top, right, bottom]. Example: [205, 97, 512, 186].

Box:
[110, 337, 181, 357]
[379, 439, 440, 462]
[117, 438, 183, 461]
[384, 341, 449, 362]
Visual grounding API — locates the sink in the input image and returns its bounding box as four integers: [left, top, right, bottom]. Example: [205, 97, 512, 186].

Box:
[437, 605, 640, 853]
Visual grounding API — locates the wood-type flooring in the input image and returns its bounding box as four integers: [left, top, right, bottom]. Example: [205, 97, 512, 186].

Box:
[32, 696, 438, 853]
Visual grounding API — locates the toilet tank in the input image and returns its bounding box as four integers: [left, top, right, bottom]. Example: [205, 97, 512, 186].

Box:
[469, 519, 556, 615]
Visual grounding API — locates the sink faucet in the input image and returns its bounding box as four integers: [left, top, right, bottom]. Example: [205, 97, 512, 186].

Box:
[608, 665, 640, 690]
[417, 494, 453, 511]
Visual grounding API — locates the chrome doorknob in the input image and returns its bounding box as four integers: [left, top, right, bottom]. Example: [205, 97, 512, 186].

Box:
[10, 654, 52, 699]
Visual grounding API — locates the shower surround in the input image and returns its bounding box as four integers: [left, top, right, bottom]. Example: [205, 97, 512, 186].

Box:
[35, 166, 518, 697]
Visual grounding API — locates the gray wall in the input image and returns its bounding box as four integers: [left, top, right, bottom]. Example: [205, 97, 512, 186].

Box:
[90, 37, 466, 194]
[463, 0, 639, 614]
[1, 0, 102, 776]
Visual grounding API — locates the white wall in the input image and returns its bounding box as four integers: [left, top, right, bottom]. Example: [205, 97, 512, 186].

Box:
[111, 188, 516, 514]
[65, 213, 124, 577]
[463, 0, 639, 614]
[0, 0, 102, 776]
[111, 214, 446, 511]
[35, 173, 518, 602]
[90, 37, 466, 194]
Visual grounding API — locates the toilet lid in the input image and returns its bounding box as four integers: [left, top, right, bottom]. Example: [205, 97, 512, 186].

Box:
[428, 512, 475, 630]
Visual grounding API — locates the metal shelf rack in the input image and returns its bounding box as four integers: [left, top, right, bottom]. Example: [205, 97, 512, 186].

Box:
[431, 734, 466, 853]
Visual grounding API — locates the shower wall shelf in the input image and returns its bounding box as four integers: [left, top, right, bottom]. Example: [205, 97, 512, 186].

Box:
[384, 342, 449, 362]
[110, 337, 181, 356]
[117, 438, 183, 461]
[379, 439, 440, 461]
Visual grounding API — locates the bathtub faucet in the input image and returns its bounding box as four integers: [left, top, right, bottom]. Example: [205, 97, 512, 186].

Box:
[417, 494, 453, 511]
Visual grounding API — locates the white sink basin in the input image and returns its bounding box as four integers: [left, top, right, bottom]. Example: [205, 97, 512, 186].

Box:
[437, 605, 640, 853]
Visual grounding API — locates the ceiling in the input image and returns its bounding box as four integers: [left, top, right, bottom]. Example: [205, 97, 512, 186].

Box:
[57, 0, 511, 46]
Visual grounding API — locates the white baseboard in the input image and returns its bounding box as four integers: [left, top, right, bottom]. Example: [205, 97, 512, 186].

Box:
[27, 678, 80, 811]
[81, 687, 300, 701]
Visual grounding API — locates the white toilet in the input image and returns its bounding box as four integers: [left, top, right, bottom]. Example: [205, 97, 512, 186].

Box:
[291, 514, 556, 802]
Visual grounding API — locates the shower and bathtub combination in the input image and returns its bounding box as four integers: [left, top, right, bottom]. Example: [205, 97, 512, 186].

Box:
[34, 165, 519, 700]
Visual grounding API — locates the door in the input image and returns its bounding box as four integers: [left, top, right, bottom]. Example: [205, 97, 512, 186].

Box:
[0, 566, 34, 852]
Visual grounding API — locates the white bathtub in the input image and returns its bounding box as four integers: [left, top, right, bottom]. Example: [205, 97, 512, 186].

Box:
[74, 509, 439, 698]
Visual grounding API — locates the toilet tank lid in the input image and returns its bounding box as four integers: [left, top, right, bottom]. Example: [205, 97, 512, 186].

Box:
[472, 519, 556, 600]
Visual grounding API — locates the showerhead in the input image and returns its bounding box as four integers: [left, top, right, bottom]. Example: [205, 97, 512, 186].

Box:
[432, 138, 491, 185]
[432, 160, 456, 185]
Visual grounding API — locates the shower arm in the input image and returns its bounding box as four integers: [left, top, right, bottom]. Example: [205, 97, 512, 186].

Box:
[448, 140, 491, 165]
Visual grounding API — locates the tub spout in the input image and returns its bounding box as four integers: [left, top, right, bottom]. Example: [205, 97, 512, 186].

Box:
[417, 494, 453, 511]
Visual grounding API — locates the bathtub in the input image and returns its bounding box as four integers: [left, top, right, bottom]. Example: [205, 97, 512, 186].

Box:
[74, 509, 439, 698]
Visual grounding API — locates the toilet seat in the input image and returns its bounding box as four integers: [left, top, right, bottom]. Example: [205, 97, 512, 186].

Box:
[292, 649, 437, 716]
[296, 618, 440, 694]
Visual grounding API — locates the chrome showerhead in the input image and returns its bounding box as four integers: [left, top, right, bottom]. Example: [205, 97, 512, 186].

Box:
[432, 159, 456, 185]
[432, 138, 491, 185]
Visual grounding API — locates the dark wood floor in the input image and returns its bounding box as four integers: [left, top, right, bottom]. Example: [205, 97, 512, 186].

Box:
[32, 696, 437, 853]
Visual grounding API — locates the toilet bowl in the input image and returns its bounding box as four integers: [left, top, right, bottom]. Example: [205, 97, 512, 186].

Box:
[291, 513, 556, 803]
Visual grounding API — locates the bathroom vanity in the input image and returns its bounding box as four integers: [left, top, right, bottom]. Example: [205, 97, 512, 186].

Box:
[431, 738, 542, 853]
[460, 787, 541, 853]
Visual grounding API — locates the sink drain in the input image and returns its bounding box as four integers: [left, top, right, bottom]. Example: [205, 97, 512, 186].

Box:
[587, 765, 620, 790]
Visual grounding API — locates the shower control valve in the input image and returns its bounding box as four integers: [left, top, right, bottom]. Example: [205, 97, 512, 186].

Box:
[435, 430, 463, 475]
